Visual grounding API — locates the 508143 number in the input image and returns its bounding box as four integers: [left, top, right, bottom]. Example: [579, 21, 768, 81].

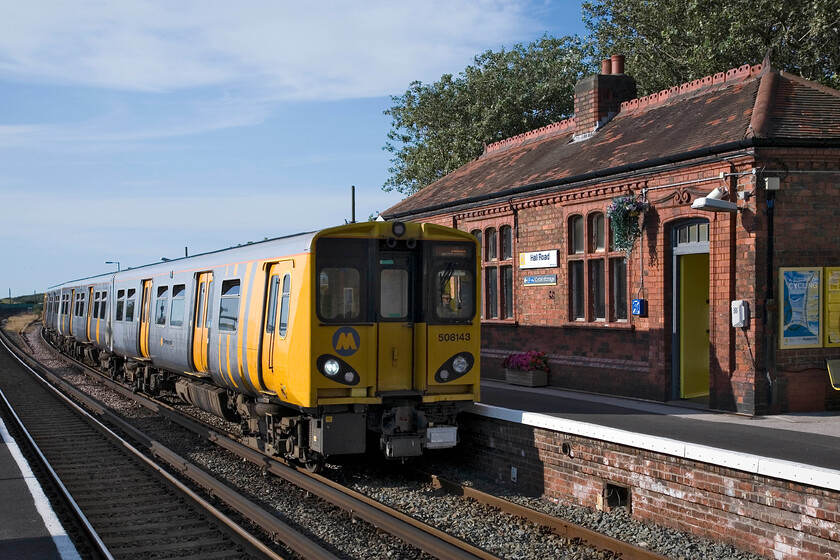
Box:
[438, 333, 471, 342]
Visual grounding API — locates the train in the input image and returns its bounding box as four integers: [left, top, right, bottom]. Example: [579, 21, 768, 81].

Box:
[43, 221, 480, 471]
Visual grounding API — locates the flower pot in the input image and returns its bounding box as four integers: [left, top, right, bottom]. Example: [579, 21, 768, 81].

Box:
[505, 368, 547, 387]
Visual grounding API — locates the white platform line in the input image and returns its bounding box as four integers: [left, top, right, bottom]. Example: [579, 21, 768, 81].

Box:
[0, 418, 82, 560]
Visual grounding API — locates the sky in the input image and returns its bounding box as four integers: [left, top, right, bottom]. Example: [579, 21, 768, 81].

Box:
[0, 0, 588, 297]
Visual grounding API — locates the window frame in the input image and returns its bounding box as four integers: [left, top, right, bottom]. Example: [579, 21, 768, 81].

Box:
[471, 220, 515, 322]
[567, 210, 629, 324]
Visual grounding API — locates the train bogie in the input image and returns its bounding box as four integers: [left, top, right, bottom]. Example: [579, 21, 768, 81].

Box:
[45, 221, 480, 467]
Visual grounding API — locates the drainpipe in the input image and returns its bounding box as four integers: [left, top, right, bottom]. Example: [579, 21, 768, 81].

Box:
[764, 185, 778, 411]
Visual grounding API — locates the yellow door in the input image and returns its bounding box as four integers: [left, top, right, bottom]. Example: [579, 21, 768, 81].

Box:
[86, 287, 94, 341]
[68, 290, 75, 335]
[262, 262, 293, 392]
[377, 254, 415, 392]
[192, 272, 213, 373]
[139, 280, 153, 358]
[680, 254, 710, 398]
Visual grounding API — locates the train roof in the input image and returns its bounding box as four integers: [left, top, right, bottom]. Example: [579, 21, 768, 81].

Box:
[47, 228, 319, 290]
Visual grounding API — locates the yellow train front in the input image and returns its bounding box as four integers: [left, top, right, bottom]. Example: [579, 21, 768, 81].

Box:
[243, 221, 480, 467]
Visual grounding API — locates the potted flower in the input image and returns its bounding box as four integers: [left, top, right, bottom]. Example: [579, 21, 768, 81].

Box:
[606, 194, 649, 256]
[503, 351, 549, 387]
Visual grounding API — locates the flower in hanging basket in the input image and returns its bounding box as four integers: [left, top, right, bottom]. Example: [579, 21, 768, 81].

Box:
[606, 194, 649, 256]
[502, 351, 549, 373]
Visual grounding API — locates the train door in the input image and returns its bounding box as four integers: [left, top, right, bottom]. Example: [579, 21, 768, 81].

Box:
[86, 287, 94, 341]
[139, 279, 153, 358]
[68, 289, 76, 336]
[262, 262, 293, 392]
[192, 272, 213, 374]
[377, 252, 416, 392]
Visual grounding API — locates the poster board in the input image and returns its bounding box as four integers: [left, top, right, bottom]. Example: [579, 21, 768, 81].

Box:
[779, 267, 822, 349]
[825, 268, 840, 347]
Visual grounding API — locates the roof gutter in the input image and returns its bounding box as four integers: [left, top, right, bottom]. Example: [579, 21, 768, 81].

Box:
[383, 137, 840, 220]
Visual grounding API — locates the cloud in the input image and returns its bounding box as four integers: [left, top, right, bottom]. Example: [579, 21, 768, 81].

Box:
[0, 0, 541, 99]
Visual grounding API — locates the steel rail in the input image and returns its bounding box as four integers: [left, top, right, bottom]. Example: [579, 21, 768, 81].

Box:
[1, 328, 326, 560]
[0, 355, 113, 560]
[420, 472, 673, 560]
[36, 328, 500, 560]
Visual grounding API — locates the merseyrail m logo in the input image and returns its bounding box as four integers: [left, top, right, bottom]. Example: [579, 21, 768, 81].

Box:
[332, 327, 360, 356]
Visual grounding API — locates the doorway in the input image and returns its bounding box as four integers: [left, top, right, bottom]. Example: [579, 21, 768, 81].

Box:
[672, 220, 710, 400]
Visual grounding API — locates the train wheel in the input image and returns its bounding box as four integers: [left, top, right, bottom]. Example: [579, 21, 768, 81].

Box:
[304, 454, 324, 473]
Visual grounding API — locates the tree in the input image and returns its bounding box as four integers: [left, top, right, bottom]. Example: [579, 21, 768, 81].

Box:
[582, 0, 840, 95]
[383, 35, 594, 196]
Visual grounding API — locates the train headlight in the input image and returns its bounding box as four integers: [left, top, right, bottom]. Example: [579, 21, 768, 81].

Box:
[452, 356, 469, 374]
[324, 359, 341, 377]
[316, 355, 360, 386]
[392, 221, 406, 237]
[434, 352, 474, 384]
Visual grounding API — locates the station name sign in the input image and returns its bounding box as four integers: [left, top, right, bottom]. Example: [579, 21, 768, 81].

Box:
[519, 250, 557, 269]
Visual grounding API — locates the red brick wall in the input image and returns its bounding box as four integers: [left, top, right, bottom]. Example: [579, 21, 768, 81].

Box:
[457, 414, 840, 560]
[414, 148, 840, 414]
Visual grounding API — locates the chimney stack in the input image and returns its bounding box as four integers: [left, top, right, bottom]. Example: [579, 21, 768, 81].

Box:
[575, 54, 636, 139]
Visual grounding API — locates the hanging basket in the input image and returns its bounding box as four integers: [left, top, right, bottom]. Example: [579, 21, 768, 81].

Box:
[607, 194, 648, 256]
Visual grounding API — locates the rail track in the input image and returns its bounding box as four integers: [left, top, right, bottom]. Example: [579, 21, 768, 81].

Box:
[0, 331, 289, 560]
[3, 320, 674, 560]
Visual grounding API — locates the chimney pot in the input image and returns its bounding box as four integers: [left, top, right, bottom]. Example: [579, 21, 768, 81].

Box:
[601, 59, 612, 75]
[611, 54, 625, 75]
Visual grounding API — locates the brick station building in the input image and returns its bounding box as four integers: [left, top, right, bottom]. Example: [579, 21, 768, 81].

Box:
[383, 56, 840, 414]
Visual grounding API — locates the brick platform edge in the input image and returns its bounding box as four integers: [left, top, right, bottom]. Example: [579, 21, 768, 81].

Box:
[456, 414, 839, 560]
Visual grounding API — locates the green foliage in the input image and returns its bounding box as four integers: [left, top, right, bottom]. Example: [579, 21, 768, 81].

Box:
[582, 0, 840, 95]
[384, 0, 840, 196]
[383, 35, 594, 195]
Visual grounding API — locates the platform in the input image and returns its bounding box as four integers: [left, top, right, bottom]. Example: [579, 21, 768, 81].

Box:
[0, 417, 81, 560]
[474, 380, 840, 491]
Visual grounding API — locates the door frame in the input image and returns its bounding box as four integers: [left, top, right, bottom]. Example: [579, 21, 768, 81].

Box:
[670, 219, 710, 400]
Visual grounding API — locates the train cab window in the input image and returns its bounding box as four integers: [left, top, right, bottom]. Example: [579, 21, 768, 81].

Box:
[279, 274, 291, 337]
[380, 268, 409, 320]
[432, 243, 476, 323]
[218, 280, 241, 332]
[126, 289, 136, 322]
[318, 268, 361, 321]
[155, 286, 169, 326]
[315, 237, 370, 323]
[170, 284, 186, 327]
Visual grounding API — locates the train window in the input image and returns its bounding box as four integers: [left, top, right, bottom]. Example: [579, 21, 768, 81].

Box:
[196, 283, 206, 328]
[116, 290, 125, 321]
[155, 286, 169, 326]
[126, 289, 136, 322]
[435, 267, 475, 322]
[170, 284, 186, 327]
[319, 268, 361, 321]
[279, 274, 291, 337]
[265, 275, 279, 334]
[99, 292, 107, 319]
[93, 293, 100, 319]
[205, 281, 214, 328]
[219, 280, 241, 332]
[381, 268, 408, 319]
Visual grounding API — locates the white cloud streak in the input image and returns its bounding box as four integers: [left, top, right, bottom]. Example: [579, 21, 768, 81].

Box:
[0, 0, 538, 98]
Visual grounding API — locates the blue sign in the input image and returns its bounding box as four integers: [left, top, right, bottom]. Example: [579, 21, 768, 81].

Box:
[524, 274, 557, 286]
[631, 299, 647, 317]
[332, 327, 360, 356]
